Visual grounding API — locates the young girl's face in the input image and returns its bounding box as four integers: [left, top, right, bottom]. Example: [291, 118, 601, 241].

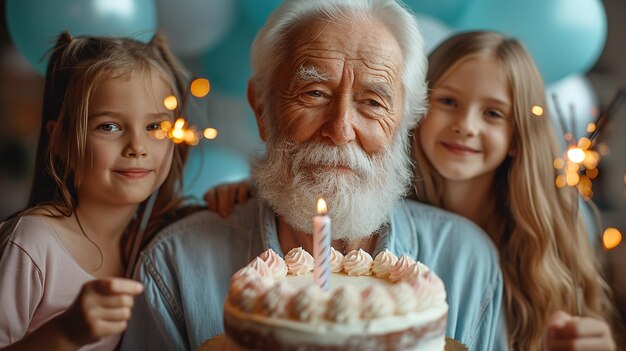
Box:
[77, 72, 175, 207]
[419, 56, 514, 184]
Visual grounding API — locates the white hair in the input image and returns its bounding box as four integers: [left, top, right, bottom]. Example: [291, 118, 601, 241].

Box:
[249, 0, 428, 133]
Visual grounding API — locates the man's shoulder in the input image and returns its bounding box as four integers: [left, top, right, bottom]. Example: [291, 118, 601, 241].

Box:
[142, 199, 261, 254]
[398, 199, 499, 260]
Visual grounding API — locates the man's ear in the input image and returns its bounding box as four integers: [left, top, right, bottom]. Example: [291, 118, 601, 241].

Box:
[247, 80, 267, 142]
[46, 120, 57, 137]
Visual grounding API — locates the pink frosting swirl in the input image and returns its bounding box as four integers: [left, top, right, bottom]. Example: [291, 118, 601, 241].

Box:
[247, 257, 274, 284]
[329, 247, 344, 273]
[256, 281, 295, 318]
[372, 249, 398, 278]
[388, 255, 416, 282]
[342, 249, 373, 276]
[229, 266, 271, 312]
[290, 285, 325, 322]
[326, 285, 361, 323]
[405, 271, 447, 311]
[259, 248, 288, 280]
[284, 247, 314, 275]
[361, 285, 394, 319]
[387, 282, 418, 314]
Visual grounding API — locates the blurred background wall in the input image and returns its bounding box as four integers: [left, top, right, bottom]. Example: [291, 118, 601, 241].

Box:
[0, 0, 624, 326]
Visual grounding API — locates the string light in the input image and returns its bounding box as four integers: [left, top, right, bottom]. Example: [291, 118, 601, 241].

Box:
[603, 228, 622, 250]
[531, 105, 544, 116]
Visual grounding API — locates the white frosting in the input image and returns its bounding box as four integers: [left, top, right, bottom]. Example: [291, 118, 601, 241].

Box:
[361, 285, 394, 319]
[329, 247, 344, 273]
[342, 249, 373, 276]
[256, 281, 295, 318]
[326, 285, 361, 323]
[247, 257, 274, 284]
[388, 255, 416, 282]
[260, 249, 288, 280]
[372, 249, 398, 278]
[406, 272, 447, 312]
[284, 247, 314, 275]
[290, 285, 325, 322]
[388, 282, 419, 314]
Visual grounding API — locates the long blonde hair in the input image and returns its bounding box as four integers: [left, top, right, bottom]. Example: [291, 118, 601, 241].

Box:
[23, 31, 192, 268]
[412, 31, 613, 350]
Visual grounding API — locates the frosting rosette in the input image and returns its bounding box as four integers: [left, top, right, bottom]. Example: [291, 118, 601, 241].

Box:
[372, 249, 398, 278]
[326, 285, 361, 323]
[256, 281, 295, 318]
[406, 271, 447, 312]
[284, 247, 314, 275]
[260, 248, 288, 280]
[329, 247, 344, 273]
[342, 249, 373, 276]
[388, 255, 416, 282]
[290, 284, 325, 322]
[361, 285, 394, 319]
[387, 282, 419, 314]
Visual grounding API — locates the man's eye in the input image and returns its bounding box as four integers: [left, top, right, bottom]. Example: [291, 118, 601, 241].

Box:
[365, 99, 382, 107]
[96, 123, 120, 132]
[306, 90, 324, 98]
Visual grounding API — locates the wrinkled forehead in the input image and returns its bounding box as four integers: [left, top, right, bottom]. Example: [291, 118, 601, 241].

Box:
[285, 16, 404, 76]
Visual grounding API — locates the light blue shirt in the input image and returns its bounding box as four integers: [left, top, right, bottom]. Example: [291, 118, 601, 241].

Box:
[120, 198, 509, 350]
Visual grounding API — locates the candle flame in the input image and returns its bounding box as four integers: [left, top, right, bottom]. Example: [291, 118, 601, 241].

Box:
[317, 198, 327, 215]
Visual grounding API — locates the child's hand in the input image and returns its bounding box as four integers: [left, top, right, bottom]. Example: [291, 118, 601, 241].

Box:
[57, 278, 144, 347]
[204, 180, 252, 218]
[545, 310, 615, 350]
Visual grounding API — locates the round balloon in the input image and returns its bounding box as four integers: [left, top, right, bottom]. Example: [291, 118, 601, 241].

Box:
[415, 14, 454, 54]
[155, 0, 235, 56]
[456, 0, 607, 83]
[6, 0, 157, 75]
[183, 145, 250, 203]
[405, 0, 470, 26]
[546, 74, 599, 145]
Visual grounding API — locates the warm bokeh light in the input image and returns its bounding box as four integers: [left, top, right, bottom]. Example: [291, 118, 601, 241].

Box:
[555, 175, 566, 188]
[563, 133, 573, 142]
[163, 95, 178, 111]
[566, 171, 580, 186]
[190, 78, 211, 97]
[153, 129, 167, 140]
[174, 118, 185, 130]
[582, 150, 599, 169]
[577, 137, 591, 150]
[160, 120, 172, 131]
[553, 157, 565, 170]
[586, 168, 599, 179]
[623, 174, 626, 184]
[597, 143, 610, 156]
[586, 122, 596, 133]
[203, 128, 218, 140]
[567, 147, 585, 164]
[603, 228, 622, 250]
[531, 105, 544, 116]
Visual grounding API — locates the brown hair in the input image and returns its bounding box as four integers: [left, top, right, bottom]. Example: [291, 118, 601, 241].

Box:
[412, 31, 614, 349]
[24, 31, 193, 268]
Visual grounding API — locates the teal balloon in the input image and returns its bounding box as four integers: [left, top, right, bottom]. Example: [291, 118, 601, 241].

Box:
[405, 0, 471, 26]
[6, 0, 157, 75]
[183, 145, 250, 203]
[200, 21, 256, 96]
[240, 0, 283, 29]
[456, 0, 607, 83]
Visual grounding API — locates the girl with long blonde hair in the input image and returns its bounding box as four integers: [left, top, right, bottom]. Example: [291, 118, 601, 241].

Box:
[0, 31, 190, 350]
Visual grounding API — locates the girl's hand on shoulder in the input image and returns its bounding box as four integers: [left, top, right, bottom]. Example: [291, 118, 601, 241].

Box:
[545, 310, 616, 350]
[204, 179, 252, 218]
[57, 278, 144, 347]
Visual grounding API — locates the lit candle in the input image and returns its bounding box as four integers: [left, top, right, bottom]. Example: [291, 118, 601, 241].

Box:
[313, 198, 331, 291]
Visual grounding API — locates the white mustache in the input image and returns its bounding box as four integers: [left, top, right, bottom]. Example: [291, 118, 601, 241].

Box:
[287, 141, 376, 178]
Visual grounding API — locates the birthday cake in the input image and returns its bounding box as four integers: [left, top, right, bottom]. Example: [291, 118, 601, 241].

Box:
[223, 247, 448, 351]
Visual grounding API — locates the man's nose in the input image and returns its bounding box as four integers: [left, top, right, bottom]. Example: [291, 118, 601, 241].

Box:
[321, 94, 356, 145]
[123, 130, 148, 158]
[452, 109, 479, 137]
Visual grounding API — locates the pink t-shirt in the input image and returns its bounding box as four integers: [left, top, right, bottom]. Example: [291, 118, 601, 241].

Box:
[0, 216, 121, 350]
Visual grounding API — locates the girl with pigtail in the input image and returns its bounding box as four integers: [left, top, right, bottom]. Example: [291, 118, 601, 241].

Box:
[0, 31, 191, 350]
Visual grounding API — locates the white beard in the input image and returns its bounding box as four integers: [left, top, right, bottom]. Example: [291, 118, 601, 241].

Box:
[252, 127, 413, 241]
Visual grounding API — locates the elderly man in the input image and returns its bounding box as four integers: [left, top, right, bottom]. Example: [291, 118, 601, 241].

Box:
[121, 1, 508, 350]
